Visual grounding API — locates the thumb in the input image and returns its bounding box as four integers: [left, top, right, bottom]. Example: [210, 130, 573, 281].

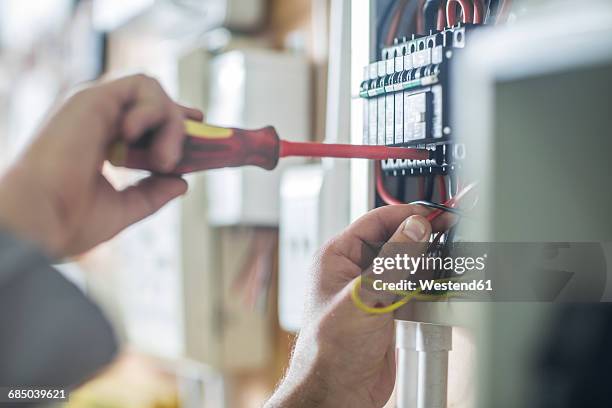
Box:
[360, 215, 432, 307]
[119, 175, 188, 228]
[388, 214, 432, 246]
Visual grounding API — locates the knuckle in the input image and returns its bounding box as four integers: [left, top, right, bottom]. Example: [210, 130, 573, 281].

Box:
[134, 73, 153, 83]
[70, 87, 118, 124]
[133, 73, 163, 91]
[316, 240, 338, 262]
[70, 87, 93, 104]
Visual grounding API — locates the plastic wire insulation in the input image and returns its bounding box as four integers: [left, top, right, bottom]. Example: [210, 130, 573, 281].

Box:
[416, 0, 426, 34]
[375, 163, 404, 205]
[496, 0, 512, 24]
[424, 0, 442, 32]
[377, 0, 398, 48]
[409, 200, 464, 216]
[437, 1, 447, 31]
[423, 0, 442, 30]
[426, 181, 477, 221]
[473, 0, 485, 23]
[351, 274, 462, 315]
[424, 175, 435, 201]
[386, 0, 409, 45]
[486, 0, 500, 24]
[438, 175, 448, 201]
[446, 0, 474, 26]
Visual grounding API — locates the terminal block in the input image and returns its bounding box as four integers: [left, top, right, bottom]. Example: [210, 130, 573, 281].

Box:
[360, 25, 471, 176]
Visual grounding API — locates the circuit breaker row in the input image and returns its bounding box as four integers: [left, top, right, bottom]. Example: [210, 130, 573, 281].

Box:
[360, 25, 469, 175]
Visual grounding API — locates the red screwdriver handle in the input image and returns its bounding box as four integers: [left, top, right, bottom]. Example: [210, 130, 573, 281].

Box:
[109, 121, 281, 173]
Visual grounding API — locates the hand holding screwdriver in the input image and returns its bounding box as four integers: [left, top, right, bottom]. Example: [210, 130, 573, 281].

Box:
[0, 75, 199, 257]
[109, 120, 430, 174]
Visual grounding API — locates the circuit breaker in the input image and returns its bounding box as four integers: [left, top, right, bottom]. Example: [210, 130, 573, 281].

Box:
[360, 25, 472, 178]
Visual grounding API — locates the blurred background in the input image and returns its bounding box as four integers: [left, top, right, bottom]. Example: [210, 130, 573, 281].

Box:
[0, 0, 330, 407]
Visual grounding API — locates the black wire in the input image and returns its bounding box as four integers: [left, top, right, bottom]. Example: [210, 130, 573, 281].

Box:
[448, 173, 457, 198]
[439, 226, 458, 279]
[424, 0, 441, 32]
[397, 176, 406, 201]
[483, 0, 492, 23]
[377, 0, 399, 50]
[397, 0, 423, 38]
[409, 200, 465, 216]
[487, 0, 500, 24]
[424, 175, 435, 201]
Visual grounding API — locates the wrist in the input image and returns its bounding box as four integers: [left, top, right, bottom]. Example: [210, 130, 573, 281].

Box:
[0, 165, 63, 257]
[266, 332, 356, 408]
[266, 373, 336, 408]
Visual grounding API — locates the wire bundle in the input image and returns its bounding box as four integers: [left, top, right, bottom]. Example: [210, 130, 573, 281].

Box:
[379, 0, 513, 44]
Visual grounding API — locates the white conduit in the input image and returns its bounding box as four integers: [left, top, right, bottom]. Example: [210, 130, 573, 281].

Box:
[396, 321, 419, 407]
[396, 321, 452, 408]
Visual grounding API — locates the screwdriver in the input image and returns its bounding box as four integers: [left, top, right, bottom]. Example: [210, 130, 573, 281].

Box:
[108, 120, 430, 174]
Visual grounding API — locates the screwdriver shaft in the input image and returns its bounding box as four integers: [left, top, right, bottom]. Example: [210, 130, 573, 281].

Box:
[279, 140, 429, 161]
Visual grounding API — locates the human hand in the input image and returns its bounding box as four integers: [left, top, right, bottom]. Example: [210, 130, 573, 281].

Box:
[266, 205, 452, 408]
[0, 74, 203, 257]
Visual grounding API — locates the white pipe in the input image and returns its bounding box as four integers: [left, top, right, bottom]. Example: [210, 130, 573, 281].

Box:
[416, 323, 452, 408]
[396, 321, 419, 407]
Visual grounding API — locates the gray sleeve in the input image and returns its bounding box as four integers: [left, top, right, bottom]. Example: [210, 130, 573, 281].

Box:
[0, 230, 118, 388]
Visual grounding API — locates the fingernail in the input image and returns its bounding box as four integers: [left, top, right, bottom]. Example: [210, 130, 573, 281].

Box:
[403, 216, 428, 242]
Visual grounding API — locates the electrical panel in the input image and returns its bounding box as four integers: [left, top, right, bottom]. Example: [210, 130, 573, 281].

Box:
[360, 25, 473, 177]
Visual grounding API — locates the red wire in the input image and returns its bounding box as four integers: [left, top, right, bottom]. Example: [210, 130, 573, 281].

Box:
[427, 181, 476, 222]
[436, 2, 447, 31]
[416, 0, 426, 34]
[375, 164, 477, 225]
[472, 0, 484, 24]
[446, 0, 473, 27]
[386, 0, 409, 45]
[375, 162, 404, 205]
[496, 0, 512, 24]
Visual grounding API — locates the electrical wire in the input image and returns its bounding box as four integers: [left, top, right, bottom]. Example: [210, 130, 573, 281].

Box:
[426, 181, 477, 221]
[473, 0, 485, 24]
[386, 0, 410, 45]
[486, 0, 500, 24]
[409, 200, 464, 216]
[397, 0, 425, 40]
[377, 0, 398, 49]
[424, 175, 435, 201]
[418, 177, 426, 199]
[436, 1, 447, 31]
[375, 162, 404, 205]
[416, 0, 426, 35]
[448, 173, 457, 199]
[424, 0, 442, 32]
[375, 164, 477, 224]
[496, 0, 512, 24]
[446, 0, 473, 27]
[437, 175, 447, 201]
[352, 182, 477, 315]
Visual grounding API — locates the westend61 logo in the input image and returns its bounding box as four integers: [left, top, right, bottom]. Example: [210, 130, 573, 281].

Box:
[371, 253, 487, 275]
[363, 243, 609, 302]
